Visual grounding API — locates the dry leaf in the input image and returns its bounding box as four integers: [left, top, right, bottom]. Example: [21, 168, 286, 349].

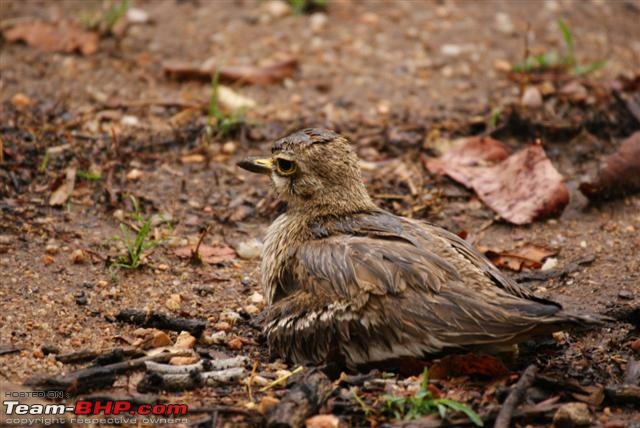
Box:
[580, 132, 640, 201]
[426, 140, 569, 224]
[49, 167, 77, 206]
[163, 56, 298, 85]
[3, 21, 98, 55]
[174, 244, 236, 264]
[424, 136, 510, 187]
[429, 353, 510, 380]
[479, 243, 558, 271]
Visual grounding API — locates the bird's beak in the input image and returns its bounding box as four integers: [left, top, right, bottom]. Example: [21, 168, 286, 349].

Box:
[237, 156, 273, 175]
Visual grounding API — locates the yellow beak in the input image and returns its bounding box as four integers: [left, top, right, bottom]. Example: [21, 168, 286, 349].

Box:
[237, 156, 273, 175]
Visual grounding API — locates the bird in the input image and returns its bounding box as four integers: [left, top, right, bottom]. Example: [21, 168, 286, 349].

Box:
[237, 128, 604, 368]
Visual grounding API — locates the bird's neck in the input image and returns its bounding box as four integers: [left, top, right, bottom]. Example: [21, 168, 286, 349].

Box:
[288, 183, 377, 219]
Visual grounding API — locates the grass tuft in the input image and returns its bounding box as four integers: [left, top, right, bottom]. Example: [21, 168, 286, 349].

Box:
[512, 19, 606, 76]
[207, 70, 247, 138]
[381, 368, 483, 426]
[111, 195, 156, 270]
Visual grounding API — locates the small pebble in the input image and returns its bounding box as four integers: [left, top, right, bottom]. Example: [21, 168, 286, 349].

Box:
[126, 168, 143, 181]
[222, 141, 237, 155]
[213, 321, 231, 331]
[207, 331, 227, 344]
[220, 310, 242, 324]
[75, 292, 87, 306]
[553, 402, 592, 427]
[522, 86, 543, 108]
[249, 292, 265, 305]
[45, 242, 59, 255]
[165, 293, 182, 311]
[170, 355, 199, 365]
[11, 93, 32, 108]
[126, 7, 149, 24]
[306, 414, 340, 428]
[618, 290, 633, 300]
[69, 249, 86, 264]
[244, 304, 260, 315]
[257, 396, 280, 414]
[263, 0, 290, 18]
[227, 337, 243, 350]
[310, 12, 327, 33]
[541, 257, 558, 271]
[175, 331, 196, 349]
[151, 331, 172, 348]
[236, 238, 263, 260]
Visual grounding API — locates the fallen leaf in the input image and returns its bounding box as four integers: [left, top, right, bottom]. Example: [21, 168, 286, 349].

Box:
[580, 132, 640, 201]
[424, 136, 510, 187]
[49, 167, 77, 206]
[174, 244, 236, 264]
[426, 140, 569, 224]
[3, 21, 98, 55]
[479, 243, 558, 271]
[163, 56, 298, 85]
[429, 354, 510, 380]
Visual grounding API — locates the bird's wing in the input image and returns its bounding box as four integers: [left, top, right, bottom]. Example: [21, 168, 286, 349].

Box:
[267, 211, 564, 363]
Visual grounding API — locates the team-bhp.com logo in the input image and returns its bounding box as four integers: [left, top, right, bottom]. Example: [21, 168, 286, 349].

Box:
[3, 398, 188, 425]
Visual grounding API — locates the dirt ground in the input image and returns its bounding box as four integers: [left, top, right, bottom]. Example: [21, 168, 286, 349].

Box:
[1, 0, 639, 427]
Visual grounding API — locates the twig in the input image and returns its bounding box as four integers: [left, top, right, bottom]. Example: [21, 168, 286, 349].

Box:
[115, 309, 207, 337]
[266, 368, 335, 428]
[137, 367, 245, 392]
[25, 349, 191, 395]
[260, 366, 303, 392]
[495, 364, 538, 428]
[144, 356, 248, 374]
[248, 360, 259, 403]
[191, 226, 210, 265]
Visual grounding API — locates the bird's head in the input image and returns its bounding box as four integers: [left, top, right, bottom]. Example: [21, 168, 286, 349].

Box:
[237, 128, 374, 215]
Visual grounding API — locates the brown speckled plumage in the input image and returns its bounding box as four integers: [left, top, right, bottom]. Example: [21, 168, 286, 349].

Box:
[238, 128, 603, 367]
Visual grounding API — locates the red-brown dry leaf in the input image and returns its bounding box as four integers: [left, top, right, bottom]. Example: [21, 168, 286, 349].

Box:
[163, 56, 298, 85]
[424, 136, 510, 187]
[426, 140, 569, 224]
[3, 21, 98, 55]
[479, 243, 558, 271]
[472, 144, 569, 224]
[428, 354, 510, 380]
[579, 131, 640, 201]
[174, 244, 236, 264]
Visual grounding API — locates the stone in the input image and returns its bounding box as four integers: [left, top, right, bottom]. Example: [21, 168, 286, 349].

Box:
[522, 86, 543, 108]
[174, 331, 196, 349]
[69, 249, 86, 264]
[553, 402, 592, 427]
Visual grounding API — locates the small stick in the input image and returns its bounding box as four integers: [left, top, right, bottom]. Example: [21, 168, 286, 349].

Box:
[26, 350, 191, 395]
[137, 367, 245, 392]
[145, 356, 248, 374]
[260, 366, 303, 392]
[115, 309, 207, 337]
[495, 364, 538, 428]
[247, 360, 259, 402]
[266, 368, 334, 428]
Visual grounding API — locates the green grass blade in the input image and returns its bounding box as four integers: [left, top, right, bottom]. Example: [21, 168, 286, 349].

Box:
[557, 19, 575, 65]
[436, 399, 484, 426]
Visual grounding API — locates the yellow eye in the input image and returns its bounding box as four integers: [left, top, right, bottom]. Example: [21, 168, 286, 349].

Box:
[275, 158, 297, 175]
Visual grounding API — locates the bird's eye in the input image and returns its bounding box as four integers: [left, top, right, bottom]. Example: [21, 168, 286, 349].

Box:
[276, 158, 297, 175]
